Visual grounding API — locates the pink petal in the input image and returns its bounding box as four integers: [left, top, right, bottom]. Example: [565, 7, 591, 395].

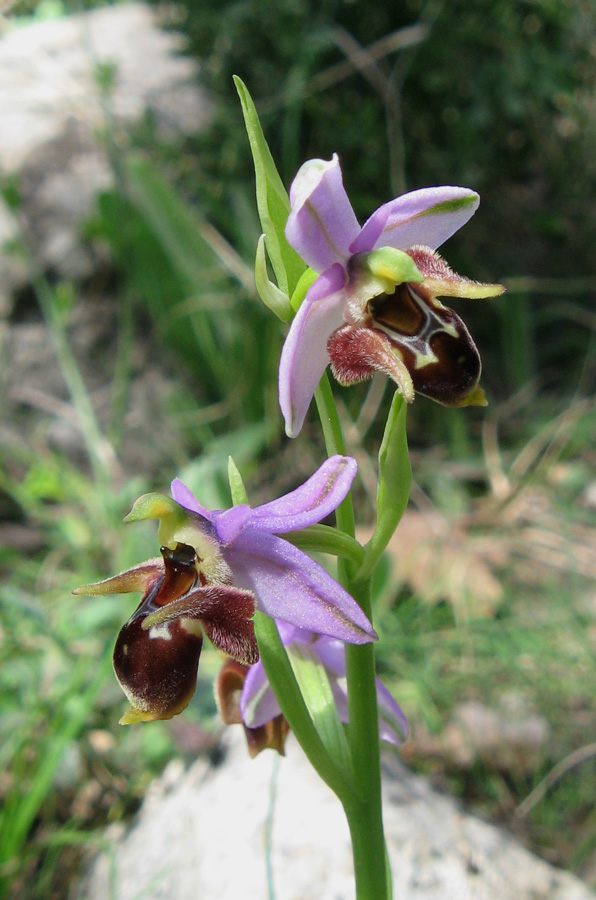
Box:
[227, 531, 377, 644]
[239, 625, 302, 727]
[249, 455, 357, 534]
[279, 264, 347, 438]
[286, 154, 361, 272]
[240, 661, 281, 728]
[350, 186, 479, 254]
[170, 479, 214, 520]
[376, 679, 409, 745]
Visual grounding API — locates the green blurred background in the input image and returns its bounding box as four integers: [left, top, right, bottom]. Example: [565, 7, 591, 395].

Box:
[1, 0, 596, 897]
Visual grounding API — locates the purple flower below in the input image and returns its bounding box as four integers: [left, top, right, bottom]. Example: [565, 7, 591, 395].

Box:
[74, 455, 376, 724]
[169, 455, 375, 644]
[239, 621, 408, 749]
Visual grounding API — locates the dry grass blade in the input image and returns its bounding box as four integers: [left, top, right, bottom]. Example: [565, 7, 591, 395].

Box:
[517, 743, 596, 818]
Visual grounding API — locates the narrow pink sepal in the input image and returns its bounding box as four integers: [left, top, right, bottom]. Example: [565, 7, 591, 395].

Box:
[170, 479, 213, 520]
[351, 186, 479, 254]
[228, 531, 377, 644]
[249, 455, 357, 533]
[286, 154, 360, 273]
[279, 264, 346, 438]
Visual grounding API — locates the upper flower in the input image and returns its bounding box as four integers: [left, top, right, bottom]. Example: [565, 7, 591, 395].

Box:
[74, 456, 376, 723]
[279, 154, 504, 437]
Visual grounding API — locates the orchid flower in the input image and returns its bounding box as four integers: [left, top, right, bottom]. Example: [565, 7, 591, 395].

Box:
[279, 154, 504, 437]
[74, 455, 376, 724]
[216, 621, 408, 756]
[215, 658, 290, 757]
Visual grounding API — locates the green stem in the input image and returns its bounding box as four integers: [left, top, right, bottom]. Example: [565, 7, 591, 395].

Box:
[284, 524, 364, 567]
[343, 583, 389, 900]
[254, 613, 358, 806]
[314, 375, 391, 900]
[314, 377, 355, 545]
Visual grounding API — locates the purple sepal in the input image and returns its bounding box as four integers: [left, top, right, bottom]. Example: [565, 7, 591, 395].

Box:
[279, 264, 346, 438]
[171, 478, 214, 520]
[285, 155, 360, 273]
[249, 455, 357, 533]
[350, 186, 480, 255]
[227, 530, 376, 644]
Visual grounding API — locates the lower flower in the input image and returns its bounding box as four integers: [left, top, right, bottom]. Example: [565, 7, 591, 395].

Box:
[216, 658, 290, 757]
[216, 622, 408, 755]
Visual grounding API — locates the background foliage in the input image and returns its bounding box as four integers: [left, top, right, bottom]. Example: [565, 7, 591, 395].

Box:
[1, 0, 596, 896]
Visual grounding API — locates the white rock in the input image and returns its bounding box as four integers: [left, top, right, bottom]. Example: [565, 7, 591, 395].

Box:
[83, 729, 594, 900]
[0, 2, 212, 468]
[0, 3, 211, 301]
[0, 3, 208, 172]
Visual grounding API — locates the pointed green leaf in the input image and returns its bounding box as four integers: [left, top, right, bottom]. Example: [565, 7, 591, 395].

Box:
[357, 393, 411, 580]
[255, 235, 292, 322]
[234, 76, 306, 296]
[227, 456, 249, 505]
[289, 643, 354, 777]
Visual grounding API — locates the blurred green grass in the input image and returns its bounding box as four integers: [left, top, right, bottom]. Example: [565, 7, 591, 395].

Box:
[1, 0, 596, 897]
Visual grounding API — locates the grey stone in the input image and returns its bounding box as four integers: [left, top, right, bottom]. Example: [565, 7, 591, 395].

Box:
[0, 2, 208, 173]
[0, 2, 211, 300]
[0, 3, 211, 472]
[83, 729, 594, 900]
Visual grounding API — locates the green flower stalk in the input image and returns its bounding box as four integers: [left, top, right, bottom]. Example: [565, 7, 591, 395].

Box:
[237, 75, 503, 900]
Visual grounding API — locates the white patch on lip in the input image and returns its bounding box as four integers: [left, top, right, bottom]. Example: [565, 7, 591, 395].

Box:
[180, 617, 202, 637]
[148, 623, 172, 641]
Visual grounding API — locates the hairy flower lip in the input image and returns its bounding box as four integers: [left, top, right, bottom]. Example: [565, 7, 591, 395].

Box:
[109, 542, 259, 724]
[327, 271, 485, 408]
[279, 154, 503, 437]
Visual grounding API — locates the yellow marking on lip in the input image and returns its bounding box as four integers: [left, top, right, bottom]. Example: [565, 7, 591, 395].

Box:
[119, 706, 155, 725]
[413, 348, 439, 369]
[180, 618, 203, 637]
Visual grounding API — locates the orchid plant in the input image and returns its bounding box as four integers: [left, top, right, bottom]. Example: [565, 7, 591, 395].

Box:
[76, 79, 503, 900]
